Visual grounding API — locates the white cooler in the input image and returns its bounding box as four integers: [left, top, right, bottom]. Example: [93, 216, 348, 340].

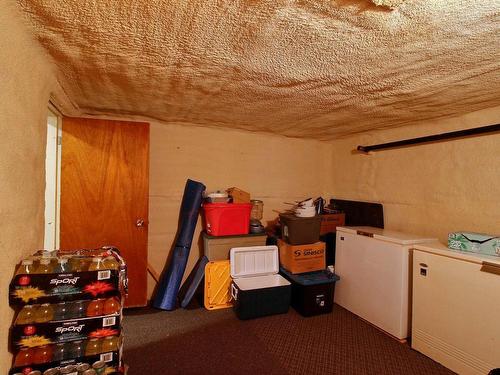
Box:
[230, 246, 291, 320]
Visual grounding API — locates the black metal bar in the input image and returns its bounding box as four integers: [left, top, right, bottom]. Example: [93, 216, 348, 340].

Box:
[357, 123, 500, 153]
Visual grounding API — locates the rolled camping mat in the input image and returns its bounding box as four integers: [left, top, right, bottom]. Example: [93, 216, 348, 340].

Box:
[178, 255, 209, 308]
[153, 179, 206, 310]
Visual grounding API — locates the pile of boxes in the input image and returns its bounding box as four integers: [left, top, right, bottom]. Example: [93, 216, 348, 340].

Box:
[9, 247, 127, 375]
[195, 189, 346, 319]
[277, 212, 344, 316]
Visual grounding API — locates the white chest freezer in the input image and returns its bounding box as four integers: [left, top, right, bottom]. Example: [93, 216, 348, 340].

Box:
[334, 226, 436, 340]
[412, 242, 500, 375]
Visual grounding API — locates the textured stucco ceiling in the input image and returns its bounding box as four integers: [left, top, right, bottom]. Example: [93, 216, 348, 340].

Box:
[17, 0, 500, 140]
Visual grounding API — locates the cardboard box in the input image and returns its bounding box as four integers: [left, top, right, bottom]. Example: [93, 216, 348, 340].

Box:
[279, 214, 321, 245]
[227, 187, 251, 203]
[203, 232, 267, 260]
[319, 213, 345, 235]
[278, 240, 326, 274]
[448, 232, 500, 257]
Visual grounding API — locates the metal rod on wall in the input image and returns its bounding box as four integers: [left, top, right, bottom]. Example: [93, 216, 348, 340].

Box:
[357, 123, 500, 153]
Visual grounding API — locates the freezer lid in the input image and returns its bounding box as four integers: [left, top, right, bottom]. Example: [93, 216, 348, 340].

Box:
[337, 226, 436, 245]
[230, 245, 279, 278]
[414, 242, 500, 266]
[233, 274, 290, 291]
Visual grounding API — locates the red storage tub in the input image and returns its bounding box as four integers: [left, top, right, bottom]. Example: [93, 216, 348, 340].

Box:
[203, 203, 252, 236]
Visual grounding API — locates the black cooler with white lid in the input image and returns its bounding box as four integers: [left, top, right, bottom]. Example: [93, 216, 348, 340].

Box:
[280, 267, 340, 317]
[230, 246, 291, 320]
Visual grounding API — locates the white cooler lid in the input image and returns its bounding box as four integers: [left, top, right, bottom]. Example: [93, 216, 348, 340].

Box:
[337, 226, 436, 245]
[230, 245, 279, 279]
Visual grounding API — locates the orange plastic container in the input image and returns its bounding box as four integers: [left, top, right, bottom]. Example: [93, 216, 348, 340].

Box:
[203, 203, 252, 236]
[204, 260, 233, 310]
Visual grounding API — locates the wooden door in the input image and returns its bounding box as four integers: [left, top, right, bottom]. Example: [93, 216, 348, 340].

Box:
[60, 117, 149, 307]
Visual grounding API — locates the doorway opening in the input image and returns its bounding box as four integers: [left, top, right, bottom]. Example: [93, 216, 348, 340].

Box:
[43, 106, 62, 250]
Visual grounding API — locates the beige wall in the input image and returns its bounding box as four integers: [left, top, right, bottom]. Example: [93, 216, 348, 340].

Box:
[148, 123, 332, 296]
[147, 107, 500, 298]
[329, 106, 500, 243]
[0, 1, 55, 372]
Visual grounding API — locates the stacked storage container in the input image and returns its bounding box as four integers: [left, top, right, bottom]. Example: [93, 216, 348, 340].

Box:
[200, 196, 292, 319]
[278, 214, 340, 316]
[278, 214, 326, 273]
[9, 247, 126, 375]
[200, 198, 263, 313]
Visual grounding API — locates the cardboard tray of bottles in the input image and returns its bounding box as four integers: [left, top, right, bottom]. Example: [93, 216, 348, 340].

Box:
[9, 248, 126, 374]
[10, 337, 123, 374]
[9, 248, 126, 306]
[11, 297, 122, 351]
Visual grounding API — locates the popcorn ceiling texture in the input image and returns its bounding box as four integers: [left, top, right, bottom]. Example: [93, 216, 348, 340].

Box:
[371, 0, 406, 9]
[17, 0, 500, 140]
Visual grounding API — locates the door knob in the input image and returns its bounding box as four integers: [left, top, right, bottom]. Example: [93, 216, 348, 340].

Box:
[136, 219, 146, 227]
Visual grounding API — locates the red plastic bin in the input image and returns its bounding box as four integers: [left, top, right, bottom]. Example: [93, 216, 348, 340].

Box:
[203, 203, 252, 236]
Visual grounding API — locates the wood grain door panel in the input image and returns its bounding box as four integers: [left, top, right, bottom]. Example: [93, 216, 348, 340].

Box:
[60, 117, 149, 307]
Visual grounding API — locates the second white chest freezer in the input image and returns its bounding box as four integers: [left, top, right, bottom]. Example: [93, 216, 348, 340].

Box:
[412, 242, 500, 375]
[334, 226, 436, 340]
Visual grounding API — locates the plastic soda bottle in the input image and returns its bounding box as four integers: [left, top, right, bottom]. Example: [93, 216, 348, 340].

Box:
[67, 340, 85, 358]
[16, 259, 34, 275]
[88, 257, 104, 271]
[54, 257, 70, 273]
[33, 344, 53, 364]
[69, 256, 89, 272]
[86, 299, 104, 317]
[14, 347, 34, 366]
[101, 335, 119, 352]
[85, 338, 102, 356]
[35, 258, 54, 274]
[34, 303, 54, 323]
[74, 300, 87, 319]
[16, 305, 37, 325]
[102, 256, 119, 270]
[54, 302, 69, 320]
[103, 297, 121, 315]
[52, 342, 66, 361]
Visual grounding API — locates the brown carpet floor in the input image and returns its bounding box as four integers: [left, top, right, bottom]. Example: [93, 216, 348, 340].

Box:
[123, 305, 455, 375]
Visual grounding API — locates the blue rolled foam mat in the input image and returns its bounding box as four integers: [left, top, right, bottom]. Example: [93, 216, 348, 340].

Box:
[179, 255, 209, 308]
[153, 179, 206, 310]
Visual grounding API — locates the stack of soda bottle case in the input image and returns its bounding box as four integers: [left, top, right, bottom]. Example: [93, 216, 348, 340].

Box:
[9, 247, 127, 375]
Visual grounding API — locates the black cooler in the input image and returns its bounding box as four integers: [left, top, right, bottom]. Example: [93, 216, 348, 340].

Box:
[280, 267, 340, 317]
[230, 246, 291, 320]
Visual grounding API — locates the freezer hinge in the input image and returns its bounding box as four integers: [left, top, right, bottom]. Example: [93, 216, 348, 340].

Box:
[480, 262, 500, 276]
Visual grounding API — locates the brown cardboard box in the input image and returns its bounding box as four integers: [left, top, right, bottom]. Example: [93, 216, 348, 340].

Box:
[227, 187, 251, 203]
[203, 232, 267, 260]
[278, 239, 326, 274]
[320, 213, 345, 235]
